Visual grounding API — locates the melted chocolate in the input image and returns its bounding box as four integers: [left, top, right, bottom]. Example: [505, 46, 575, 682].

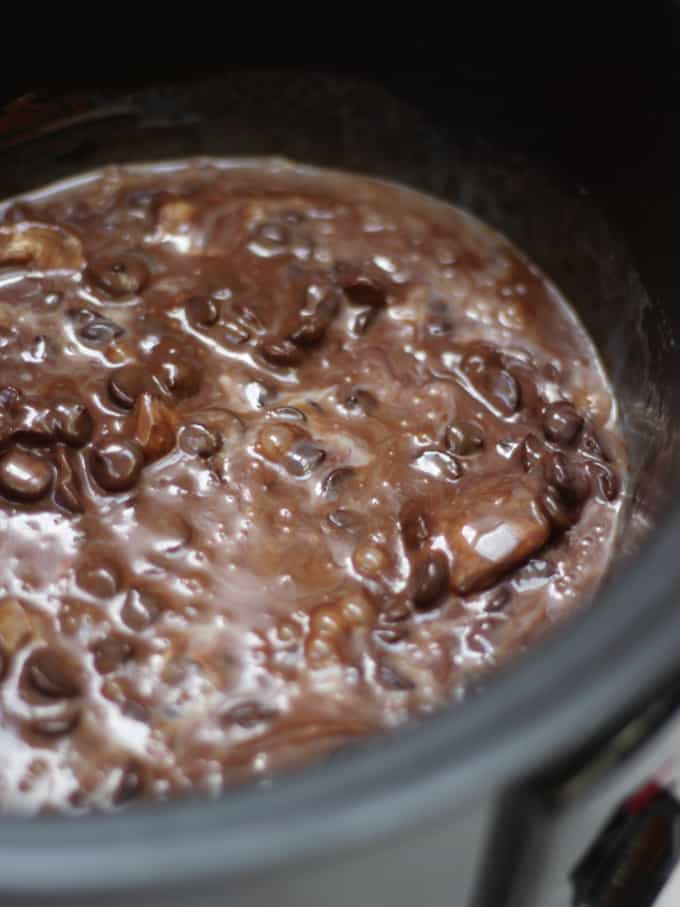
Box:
[0, 159, 625, 812]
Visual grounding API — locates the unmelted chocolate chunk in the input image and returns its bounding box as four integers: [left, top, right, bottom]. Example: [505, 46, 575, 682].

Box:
[352, 308, 378, 336]
[0, 449, 53, 502]
[587, 460, 619, 502]
[337, 265, 387, 308]
[375, 663, 415, 691]
[285, 440, 326, 477]
[445, 421, 484, 456]
[76, 313, 125, 346]
[24, 648, 81, 699]
[89, 441, 143, 493]
[461, 349, 521, 416]
[440, 478, 551, 595]
[400, 504, 431, 550]
[53, 400, 94, 447]
[151, 341, 202, 399]
[411, 552, 449, 610]
[321, 467, 356, 500]
[290, 291, 340, 347]
[342, 389, 377, 416]
[0, 159, 624, 813]
[185, 295, 220, 327]
[261, 339, 302, 367]
[109, 365, 147, 410]
[179, 423, 221, 458]
[543, 401, 583, 446]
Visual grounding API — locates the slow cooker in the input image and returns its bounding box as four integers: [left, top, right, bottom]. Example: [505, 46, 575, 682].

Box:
[2, 56, 680, 906]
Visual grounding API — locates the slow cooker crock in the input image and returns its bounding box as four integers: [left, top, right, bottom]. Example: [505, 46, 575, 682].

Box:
[1, 59, 680, 906]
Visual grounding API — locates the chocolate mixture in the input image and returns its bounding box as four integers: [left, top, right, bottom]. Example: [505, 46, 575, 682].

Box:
[0, 160, 624, 812]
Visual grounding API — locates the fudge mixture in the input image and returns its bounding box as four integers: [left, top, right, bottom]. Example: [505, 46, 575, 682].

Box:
[0, 159, 625, 812]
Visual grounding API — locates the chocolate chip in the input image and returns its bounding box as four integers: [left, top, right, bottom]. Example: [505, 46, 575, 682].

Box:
[179, 423, 221, 458]
[411, 552, 449, 610]
[266, 406, 307, 423]
[587, 461, 619, 502]
[78, 315, 125, 346]
[0, 449, 53, 501]
[493, 370, 521, 414]
[521, 434, 545, 472]
[221, 701, 279, 728]
[89, 440, 143, 493]
[76, 560, 119, 599]
[289, 315, 328, 347]
[487, 587, 512, 612]
[376, 663, 415, 691]
[290, 292, 339, 347]
[114, 762, 145, 804]
[342, 389, 377, 416]
[93, 636, 133, 674]
[539, 484, 577, 530]
[545, 452, 589, 505]
[54, 448, 83, 514]
[128, 189, 155, 209]
[185, 295, 219, 327]
[327, 508, 362, 532]
[0, 386, 21, 410]
[412, 449, 462, 482]
[10, 402, 55, 446]
[261, 339, 302, 367]
[579, 428, 606, 461]
[321, 467, 356, 500]
[231, 303, 266, 335]
[285, 440, 326, 477]
[191, 408, 244, 449]
[121, 588, 161, 631]
[382, 601, 412, 623]
[373, 626, 409, 645]
[400, 503, 430, 549]
[543, 401, 583, 445]
[445, 421, 485, 456]
[53, 400, 93, 447]
[352, 308, 378, 336]
[0, 643, 7, 682]
[221, 322, 251, 345]
[427, 318, 452, 336]
[255, 222, 289, 246]
[88, 252, 149, 297]
[108, 365, 147, 410]
[153, 353, 202, 399]
[24, 648, 81, 698]
[426, 299, 453, 336]
[462, 351, 521, 415]
[340, 276, 386, 308]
